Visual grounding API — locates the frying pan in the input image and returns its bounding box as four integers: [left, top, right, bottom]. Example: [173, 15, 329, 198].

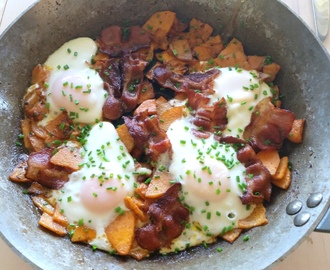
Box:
[0, 0, 329, 269]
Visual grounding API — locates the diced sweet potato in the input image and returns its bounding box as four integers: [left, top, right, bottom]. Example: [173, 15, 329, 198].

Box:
[27, 182, 49, 195]
[32, 195, 54, 215]
[193, 35, 223, 61]
[124, 196, 148, 222]
[105, 211, 136, 255]
[247, 55, 266, 71]
[288, 119, 305, 143]
[44, 112, 73, 140]
[129, 240, 150, 260]
[31, 64, 48, 85]
[39, 212, 67, 236]
[189, 18, 213, 43]
[219, 38, 244, 56]
[238, 203, 268, 229]
[53, 203, 69, 227]
[138, 81, 155, 104]
[272, 167, 291, 190]
[159, 106, 183, 131]
[9, 159, 30, 183]
[71, 225, 97, 243]
[155, 96, 172, 115]
[262, 62, 281, 82]
[116, 124, 135, 153]
[169, 39, 193, 61]
[134, 99, 157, 116]
[21, 119, 33, 152]
[31, 121, 48, 139]
[273, 156, 289, 181]
[221, 228, 242, 243]
[214, 51, 250, 70]
[256, 149, 280, 176]
[50, 146, 82, 171]
[145, 171, 173, 199]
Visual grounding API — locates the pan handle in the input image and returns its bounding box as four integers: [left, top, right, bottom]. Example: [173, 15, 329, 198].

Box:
[315, 206, 330, 232]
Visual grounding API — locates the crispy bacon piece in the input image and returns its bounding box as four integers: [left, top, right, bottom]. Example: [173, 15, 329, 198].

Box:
[152, 64, 220, 94]
[26, 148, 69, 189]
[135, 183, 189, 251]
[237, 145, 272, 204]
[98, 58, 122, 98]
[121, 52, 150, 112]
[244, 97, 295, 151]
[124, 111, 171, 162]
[99, 25, 151, 57]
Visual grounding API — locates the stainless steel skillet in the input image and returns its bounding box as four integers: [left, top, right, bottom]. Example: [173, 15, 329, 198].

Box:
[0, 0, 329, 269]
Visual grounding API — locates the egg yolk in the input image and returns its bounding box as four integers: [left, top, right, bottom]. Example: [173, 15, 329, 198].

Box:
[80, 176, 127, 214]
[50, 70, 98, 114]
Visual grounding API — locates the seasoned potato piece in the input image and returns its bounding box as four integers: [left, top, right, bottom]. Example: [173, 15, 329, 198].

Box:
[145, 171, 173, 199]
[247, 55, 266, 71]
[288, 119, 305, 143]
[53, 203, 69, 227]
[31, 195, 54, 216]
[134, 99, 157, 116]
[262, 62, 281, 82]
[21, 119, 33, 152]
[44, 112, 73, 140]
[9, 159, 30, 183]
[221, 228, 243, 243]
[129, 240, 150, 260]
[169, 39, 193, 61]
[71, 226, 97, 243]
[189, 18, 213, 43]
[116, 124, 135, 153]
[257, 149, 280, 176]
[193, 35, 223, 61]
[124, 196, 148, 222]
[159, 106, 183, 132]
[214, 51, 250, 70]
[39, 212, 67, 236]
[272, 167, 291, 190]
[105, 211, 136, 255]
[273, 156, 289, 181]
[156, 96, 172, 116]
[50, 146, 82, 171]
[238, 203, 268, 229]
[219, 38, 244, 56]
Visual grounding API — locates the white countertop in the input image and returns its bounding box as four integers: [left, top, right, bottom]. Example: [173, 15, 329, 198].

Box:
[0, 0, 329, 269]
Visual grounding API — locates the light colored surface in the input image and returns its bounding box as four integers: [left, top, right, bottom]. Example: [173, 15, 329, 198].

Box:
[0, 0, 329, 269]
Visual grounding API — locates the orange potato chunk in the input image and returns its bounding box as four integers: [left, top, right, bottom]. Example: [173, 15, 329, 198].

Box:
[272, 167, 291, 190]
[273, 156, 289, 181]
[262, 62, 281, 82]
[169, 39, 193, 61]
[9, 160, 30, 183]
[105, 211, 136, 255]
[116, 124, 135, 153]
[221, 228, 243, 243]
[39, 212, 67, 236]
[145, 171, 173, 199]
[134, 99, 157, 116]
[247, 55, 266, 71]
[32, 195, 54, 216]
[238, 203, 268, 229]
[124, 196, 148, 222]
[53, 203, 69, 227]
[288, 119, 305, 143]
[257, 149, 280, 176]
[159, 106, 183, 132]
[71, 226, 97, 243]
[50, 147, 82, 171]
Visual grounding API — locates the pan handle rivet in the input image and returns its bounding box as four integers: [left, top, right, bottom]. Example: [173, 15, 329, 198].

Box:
[286, 200, 303, 215]
[307, 192, 323, 208]
[294, 212, 311, 227]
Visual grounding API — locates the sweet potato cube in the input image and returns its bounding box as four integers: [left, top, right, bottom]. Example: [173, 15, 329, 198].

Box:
[221, 228, 242, 243]
[31, 64, 48, 85]
[256, 149, 280, 176]
[53, 203, 69, 227]
[159, 106, 183, 131]
[156, 96, 172, 116]
[143, 11, 177, 36]
[189, 18, 213, 42]
[50, 147, 82, 171]
[169, 39, 193, 61]
[44, 112, 72, 140]
[71, 226, 97, 243]
[105, 211, 136, 255]
[21, 119, 33, 152]
[272, 167, 291, 190]
[262, 62, 281, 82]
[273, 156, 289, 181]
[116, 124, 135, 153]
[145, 171, 173, 199]
[32, 195, 54, 216]
[134, 99, 157, 116]
[219, 38, 244, 56]
[124, 196, 148, 222]
[39, 212, 67, 236]
[238, 203, 268, 229]
[138, 80, 155, 104]
[194, 35, 224, 61]
[129, 240, 150, 260]
[288, 119, 305, 143]
[214, 51, 250, 70]
[9, 159, 30, 183]
[247, 55, 266, 71]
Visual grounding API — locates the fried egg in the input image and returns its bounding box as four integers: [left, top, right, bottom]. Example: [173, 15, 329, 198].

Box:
[51, 121, 140, 251]
[40, 37, 107, 125]
[210, 67, 272, 138]
[162, 117, 254, 252]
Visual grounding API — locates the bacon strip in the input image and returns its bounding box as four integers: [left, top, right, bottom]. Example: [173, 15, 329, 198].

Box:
[153, 64, 220, 94]
[98, 25, 151, 57]
[26, 148, 69, 189]
[135, 183, 189, 251]
[243, 97, 295, 151]
[237, 145, 272, 204]
[124, 111, 171, 162]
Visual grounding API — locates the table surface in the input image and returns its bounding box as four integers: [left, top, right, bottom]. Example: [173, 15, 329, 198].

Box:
[0, 0, 330, 269]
